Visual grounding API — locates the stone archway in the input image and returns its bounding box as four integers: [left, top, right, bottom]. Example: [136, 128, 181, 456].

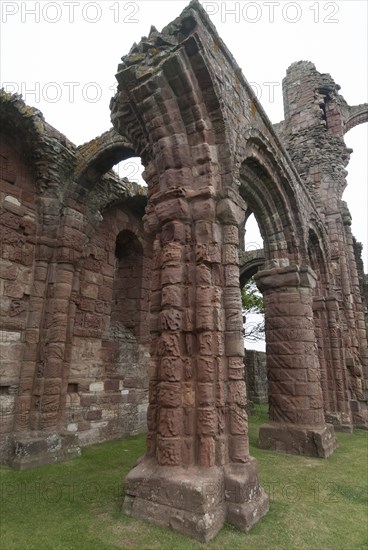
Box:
[107, 0, 368, 540]
[239, 248, 265, 288]
[74, 128, 136, 194]
[343, 103, 368, 135]
[0, 90, 152, 468]
[238, 149, 337, 458]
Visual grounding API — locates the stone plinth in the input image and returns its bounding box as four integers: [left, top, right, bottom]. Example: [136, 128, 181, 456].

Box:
[258, 422, 337, 458]
[11, 433, 81, 470]
[123, 457, 269, 543]
[325, 412, 353, 434]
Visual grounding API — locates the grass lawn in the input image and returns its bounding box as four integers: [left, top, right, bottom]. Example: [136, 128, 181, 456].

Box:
[1, 406, 367, 549]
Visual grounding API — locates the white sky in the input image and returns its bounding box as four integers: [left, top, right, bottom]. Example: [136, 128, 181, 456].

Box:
[1, 0, 367, 281]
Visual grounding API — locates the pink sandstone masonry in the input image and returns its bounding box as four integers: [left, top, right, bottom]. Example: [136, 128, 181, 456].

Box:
[0, 0, 367, 542]
[244, 350, 268, 404]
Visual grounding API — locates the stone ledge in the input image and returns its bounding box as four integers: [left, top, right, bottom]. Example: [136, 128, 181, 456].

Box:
[124, 495, 227, 543]
[258, 422, 337, 458]
[350, 401, 368, 430]
[11, 432, 81, 470]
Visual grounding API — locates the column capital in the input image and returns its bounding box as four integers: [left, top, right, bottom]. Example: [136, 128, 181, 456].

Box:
[255, 265, 317, 292]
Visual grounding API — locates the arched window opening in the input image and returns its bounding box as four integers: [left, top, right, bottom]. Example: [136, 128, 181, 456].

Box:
[240, 213, 266, 352]
[243, 212, 263, 254]
[239, 156, 296, 264]
[240, 213, 268, 408]
[113, 157, 146, 187]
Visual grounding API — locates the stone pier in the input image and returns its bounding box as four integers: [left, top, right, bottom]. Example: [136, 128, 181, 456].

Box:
[256, 266, 337, 457]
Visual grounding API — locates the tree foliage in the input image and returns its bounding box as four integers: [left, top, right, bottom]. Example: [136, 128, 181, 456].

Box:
[241, 277, 265, 342]
[241, 277, 264, 314]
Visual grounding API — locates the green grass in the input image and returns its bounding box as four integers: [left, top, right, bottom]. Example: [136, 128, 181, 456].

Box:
[1, 406, 367, 549]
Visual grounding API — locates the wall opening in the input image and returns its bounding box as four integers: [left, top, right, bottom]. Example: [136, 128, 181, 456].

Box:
[241, 213, 265, 353]
[113, 157, 146, 187]
[240, 213, 268, 408]
[111, 229, 144, 339]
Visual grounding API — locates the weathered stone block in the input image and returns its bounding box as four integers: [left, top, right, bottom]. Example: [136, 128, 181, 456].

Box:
[258, 422, 337, 457]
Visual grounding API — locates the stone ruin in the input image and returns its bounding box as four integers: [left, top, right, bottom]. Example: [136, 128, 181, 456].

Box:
[1, 0, 367, 542]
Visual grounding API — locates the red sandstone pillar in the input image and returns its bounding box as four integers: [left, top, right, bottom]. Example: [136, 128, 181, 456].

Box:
[256, 265, 338, 457]
[110, 4, 269, 539]
[122, 183, 268, 542]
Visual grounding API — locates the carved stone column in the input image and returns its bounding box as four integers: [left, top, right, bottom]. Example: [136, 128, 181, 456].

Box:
[256, 265, 338, 457]
[122, 186, 268, 542]
[110, 4, 269, 541]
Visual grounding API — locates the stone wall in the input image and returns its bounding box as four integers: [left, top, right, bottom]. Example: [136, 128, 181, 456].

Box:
[65, 205, 151, 448]
[0, 135, 39, 461]
[0, 92, 150, 468]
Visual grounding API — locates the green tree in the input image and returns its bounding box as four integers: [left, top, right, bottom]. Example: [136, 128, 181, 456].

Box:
[241, 277, 265, 342]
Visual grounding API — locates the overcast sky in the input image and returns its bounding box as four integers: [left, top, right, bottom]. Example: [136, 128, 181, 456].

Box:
[1, 0, 367, 281]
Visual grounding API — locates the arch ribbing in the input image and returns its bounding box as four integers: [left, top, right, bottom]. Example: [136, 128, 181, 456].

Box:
[344, 104, 368, 134]
[75, 128, 136, 189]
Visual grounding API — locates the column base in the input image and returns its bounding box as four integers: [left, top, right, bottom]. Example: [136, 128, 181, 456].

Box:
[11, 432, 81, 470]
[224, 460, 269, 532]
[352, 416, 368, 430]
[350, 401, 368, 429]
[123, 456, 269, 543]
[258, 422, 337, 458]
[325, 412, 353, 433]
